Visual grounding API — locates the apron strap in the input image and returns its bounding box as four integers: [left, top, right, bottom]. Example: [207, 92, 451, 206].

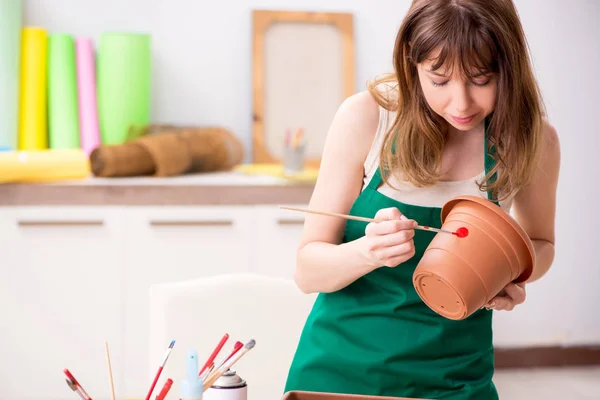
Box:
[367, 165, 384, 191]
[367, 117, 500, 206]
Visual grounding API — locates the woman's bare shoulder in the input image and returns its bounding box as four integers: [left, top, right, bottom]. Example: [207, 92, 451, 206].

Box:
[298, 90, 383, 247]
[326, 90, 382, 163]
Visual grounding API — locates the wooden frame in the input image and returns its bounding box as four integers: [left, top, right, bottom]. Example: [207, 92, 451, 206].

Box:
[252, 10, 355, 167]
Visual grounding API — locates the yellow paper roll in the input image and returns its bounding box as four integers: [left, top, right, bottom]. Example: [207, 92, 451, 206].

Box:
[0, 149, 90, 183]
[18, 27, 48, 150]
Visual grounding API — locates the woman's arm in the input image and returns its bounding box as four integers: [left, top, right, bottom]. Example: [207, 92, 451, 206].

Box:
[512, 121, 561, 283]
[293, 91, 416, 294]
[484, 121, 561, 310]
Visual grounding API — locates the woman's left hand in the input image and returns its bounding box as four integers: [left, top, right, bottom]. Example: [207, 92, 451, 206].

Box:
[484, 282, 526, 311]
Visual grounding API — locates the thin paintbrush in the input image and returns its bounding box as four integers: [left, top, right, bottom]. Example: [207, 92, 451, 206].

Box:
[145, 340, 175, 400]
[104, 341, 116, 400]
[279, 206, 469, 238]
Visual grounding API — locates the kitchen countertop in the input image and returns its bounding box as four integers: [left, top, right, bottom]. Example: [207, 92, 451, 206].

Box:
[0, 172, 316, 206]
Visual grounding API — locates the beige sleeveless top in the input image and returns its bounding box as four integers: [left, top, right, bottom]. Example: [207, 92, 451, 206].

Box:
[361, 104, 513, 212]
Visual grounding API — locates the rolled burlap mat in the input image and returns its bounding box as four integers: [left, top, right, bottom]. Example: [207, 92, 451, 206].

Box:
[90, 125, 244, 177]
[90, 142, 155, 177]
[135, 132, 192, 176]
[180, 127, 245, 172]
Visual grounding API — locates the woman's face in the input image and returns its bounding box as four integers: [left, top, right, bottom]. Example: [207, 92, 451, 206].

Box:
[417, 52, 498, 132]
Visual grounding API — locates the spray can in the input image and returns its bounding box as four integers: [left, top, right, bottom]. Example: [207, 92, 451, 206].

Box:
[202, 369, 247, 400]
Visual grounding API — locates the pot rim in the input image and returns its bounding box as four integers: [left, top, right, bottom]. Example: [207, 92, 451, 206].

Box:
[440, 195, 536, 282]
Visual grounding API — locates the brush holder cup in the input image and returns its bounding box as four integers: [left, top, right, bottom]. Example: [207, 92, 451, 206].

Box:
[282, 144, 306, 175]
[412, 195, 535, 320]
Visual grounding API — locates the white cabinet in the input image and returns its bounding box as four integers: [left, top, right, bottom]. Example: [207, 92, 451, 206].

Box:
[121, 206, 255, 397]
[0, 207, 125, 400]
[0, 203, 304, 399]
[253, 205, 307, 279]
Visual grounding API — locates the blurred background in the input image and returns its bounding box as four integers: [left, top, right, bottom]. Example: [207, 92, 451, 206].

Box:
[0, 0, 599, 399]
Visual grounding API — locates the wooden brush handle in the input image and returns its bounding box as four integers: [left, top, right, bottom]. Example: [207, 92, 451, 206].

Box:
[279, 206, 375, 223]
[278, 205, 455, 235]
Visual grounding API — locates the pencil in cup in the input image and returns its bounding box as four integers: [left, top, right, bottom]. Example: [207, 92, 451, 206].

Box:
[292, 128, 304, 148]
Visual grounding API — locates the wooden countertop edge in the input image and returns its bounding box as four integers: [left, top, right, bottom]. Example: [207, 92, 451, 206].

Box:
[0, 184, 316, 206]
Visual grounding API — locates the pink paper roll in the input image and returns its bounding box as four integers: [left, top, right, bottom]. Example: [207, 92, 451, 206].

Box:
[75, 37, 100, 155]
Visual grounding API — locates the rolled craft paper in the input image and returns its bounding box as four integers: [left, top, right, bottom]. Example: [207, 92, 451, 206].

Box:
[18, 27, 48, 150]
[0, 0, 22, 151]
[48, 33, 80, 149]
[76, 37, 101, 155]
[0, 149, 90, 183]
[97, 33, 151, 145]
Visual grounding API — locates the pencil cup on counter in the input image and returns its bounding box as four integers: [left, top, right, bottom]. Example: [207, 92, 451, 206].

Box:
[283, 128, 306, 174]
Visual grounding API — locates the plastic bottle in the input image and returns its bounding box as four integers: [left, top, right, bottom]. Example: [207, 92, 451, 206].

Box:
[181, 349, 203, 400]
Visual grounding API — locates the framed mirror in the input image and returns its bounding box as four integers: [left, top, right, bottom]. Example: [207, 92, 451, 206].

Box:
[252, 10, 356, 167]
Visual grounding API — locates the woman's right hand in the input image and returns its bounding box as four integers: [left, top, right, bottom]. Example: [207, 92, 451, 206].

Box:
[361, 207, 417, 268]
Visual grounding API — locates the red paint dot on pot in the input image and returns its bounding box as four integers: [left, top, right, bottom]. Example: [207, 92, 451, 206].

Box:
[454, 227, 469, 238]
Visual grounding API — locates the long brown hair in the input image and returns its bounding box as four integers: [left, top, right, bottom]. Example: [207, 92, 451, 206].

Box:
[368, 0, 545, 201]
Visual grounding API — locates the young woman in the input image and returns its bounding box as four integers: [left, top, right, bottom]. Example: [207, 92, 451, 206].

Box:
[283, 0, 561, 399]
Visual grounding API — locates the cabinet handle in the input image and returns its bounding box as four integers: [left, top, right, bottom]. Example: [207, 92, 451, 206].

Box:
[149, 220, 234, 227]
[277, 218, 305, 225]
[17, 220, 105, 227]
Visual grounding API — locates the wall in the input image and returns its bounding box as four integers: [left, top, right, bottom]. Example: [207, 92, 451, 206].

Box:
[24, 0, 600, 347]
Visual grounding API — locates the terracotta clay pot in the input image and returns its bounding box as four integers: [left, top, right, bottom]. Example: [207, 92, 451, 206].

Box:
[412, 195, 535, 320]
[282, 391, 429, 400]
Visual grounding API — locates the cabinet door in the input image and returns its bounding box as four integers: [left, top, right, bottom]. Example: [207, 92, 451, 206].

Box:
[0, 206, 125, 400]
[122, 206, 254, 397]
[253, 205, 307, 279]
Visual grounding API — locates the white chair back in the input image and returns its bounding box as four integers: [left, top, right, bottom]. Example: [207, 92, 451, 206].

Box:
[148, 273, 317, 400]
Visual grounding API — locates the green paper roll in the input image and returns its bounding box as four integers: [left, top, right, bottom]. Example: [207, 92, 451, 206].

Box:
[0, 0, 22, 150]
[48, 33, 80, 149]
[97, 33, 151, 145]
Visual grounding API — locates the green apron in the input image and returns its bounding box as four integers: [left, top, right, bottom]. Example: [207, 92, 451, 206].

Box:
[284, 123, 500, 399]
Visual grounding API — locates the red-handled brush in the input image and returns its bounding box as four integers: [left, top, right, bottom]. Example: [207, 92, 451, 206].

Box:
[145, 340, 175, 400]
